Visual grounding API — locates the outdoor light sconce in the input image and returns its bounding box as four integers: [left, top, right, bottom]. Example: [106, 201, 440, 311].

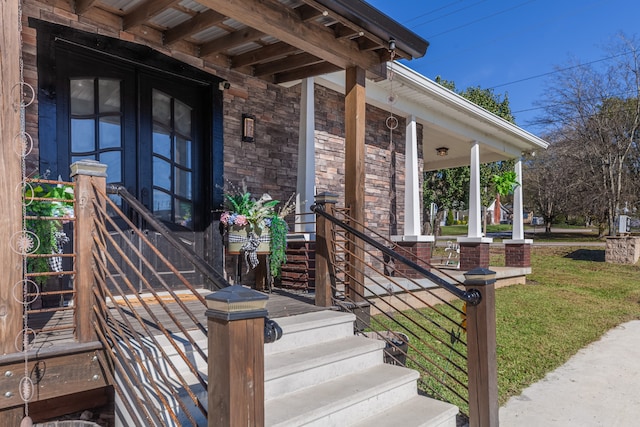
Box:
[436, 147, 449, 157]
[242, 114, 255, 142]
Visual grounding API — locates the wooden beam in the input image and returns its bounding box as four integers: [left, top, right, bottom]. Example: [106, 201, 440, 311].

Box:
[196, 0, 384, 76]
[231, 42, 300, 68]
[200, 27, 265, 58]
[123, 0, 180, 30]
[253, 52, 323, 77]
[75, 0, 99, 15]
[164, 9, 226, 46]
[0, 350, 108, 410]
[300, 0, 413, 60]
[0, 0, 23, 356]
[344, 66, 366, 302]
[273, 62, 341, 84]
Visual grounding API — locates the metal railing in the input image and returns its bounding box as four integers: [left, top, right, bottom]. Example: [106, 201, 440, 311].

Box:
[24, 178, 77, 338]
[88, 180, 220, 426]
[311, 201, 481, 420]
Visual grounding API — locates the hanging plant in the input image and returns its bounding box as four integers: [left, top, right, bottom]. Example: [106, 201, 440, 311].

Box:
[492, 171, 520, 196]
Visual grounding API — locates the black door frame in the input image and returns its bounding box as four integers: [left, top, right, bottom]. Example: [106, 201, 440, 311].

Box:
[32, 19, 225, 272]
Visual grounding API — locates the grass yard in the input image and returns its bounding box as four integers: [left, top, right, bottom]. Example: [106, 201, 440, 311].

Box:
[495, 246, 640, 404]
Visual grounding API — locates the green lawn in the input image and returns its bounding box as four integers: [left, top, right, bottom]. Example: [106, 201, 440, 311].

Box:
[495, 246, 640, 404]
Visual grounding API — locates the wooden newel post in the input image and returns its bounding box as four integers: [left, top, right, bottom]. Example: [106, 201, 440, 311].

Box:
[206, 285, 268, 427]
[464, 268, 499, 427]
[314, 192, 337, 307]
[71, 160, 107, 343]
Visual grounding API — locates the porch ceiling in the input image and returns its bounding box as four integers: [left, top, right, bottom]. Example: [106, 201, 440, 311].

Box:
[74, 0, 428, 83]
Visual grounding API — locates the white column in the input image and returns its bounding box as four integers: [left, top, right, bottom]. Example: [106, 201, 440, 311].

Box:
[504, 158, 532, 245]
[459, 142, 492, 244]
[295, 78, 316, 236]
[403, 115, 421, 236]
[468, 142, 482, 238]
[392, 116, 432, 244]
[512, 159, 524, 240]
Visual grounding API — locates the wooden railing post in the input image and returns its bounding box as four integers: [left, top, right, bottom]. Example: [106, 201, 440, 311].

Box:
[464, 268, 499, 427]
[71, 160, 107, 343]
[314, 192, 337, 307]
[206, 285, 267, 427]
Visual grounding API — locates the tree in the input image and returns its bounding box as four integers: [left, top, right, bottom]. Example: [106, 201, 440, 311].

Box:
[538, 33, 640, 236]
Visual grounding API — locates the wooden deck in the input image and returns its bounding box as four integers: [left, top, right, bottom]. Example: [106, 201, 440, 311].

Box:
[25, 287, 323, 352]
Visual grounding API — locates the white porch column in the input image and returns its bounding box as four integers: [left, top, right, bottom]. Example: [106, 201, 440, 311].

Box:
[467, 142, 483, 239]
[403, 115, 421, 236]
[512, 159, 524, 240]
[295, 78, 315, 235]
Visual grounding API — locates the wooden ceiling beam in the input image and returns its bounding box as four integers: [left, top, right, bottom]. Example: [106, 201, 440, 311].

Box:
[123, 0, 180, 30]
[74, 0, 99, 15]
[273, 62, 341, 84]
[164, 9, 227, 46]
[196, 0, 385, 77]
[253, 53, 323, 77]
[300, 0, 412, 60]
[295, 4, 325, 22]
[200, 27, 265, 58]
[231, 42, 300, 68]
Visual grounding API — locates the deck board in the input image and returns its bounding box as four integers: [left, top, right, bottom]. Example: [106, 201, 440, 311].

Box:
[24, 287, 322, 352]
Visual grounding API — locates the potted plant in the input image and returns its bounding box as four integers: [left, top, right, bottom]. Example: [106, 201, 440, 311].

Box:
[220, 181, 294, 278]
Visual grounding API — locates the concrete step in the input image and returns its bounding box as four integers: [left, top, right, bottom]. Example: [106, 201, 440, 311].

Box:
[265, 363, 420, 427]
[265, 310, 355, 355]
[265, 335, 385, 401]
[351, 395, 458, 427]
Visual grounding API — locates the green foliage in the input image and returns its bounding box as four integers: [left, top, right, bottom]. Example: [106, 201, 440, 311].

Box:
[492, 170, 520, 196]
[446, 210, 455, 226]
[25, 182, 74, 286]
[268, 216, 289, 278]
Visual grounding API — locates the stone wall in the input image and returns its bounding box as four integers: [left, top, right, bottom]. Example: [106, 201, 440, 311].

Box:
[605, 237, 640, 264]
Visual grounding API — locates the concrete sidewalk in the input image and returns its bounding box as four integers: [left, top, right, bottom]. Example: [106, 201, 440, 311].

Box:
[499, 320, 640, 426]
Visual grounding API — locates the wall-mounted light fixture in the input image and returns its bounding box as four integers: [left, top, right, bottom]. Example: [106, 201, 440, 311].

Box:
[436, 147, 449, 157]
[242, 114, 255, 142]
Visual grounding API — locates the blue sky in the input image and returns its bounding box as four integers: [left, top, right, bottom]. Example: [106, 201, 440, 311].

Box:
[367, 0, 640, 136]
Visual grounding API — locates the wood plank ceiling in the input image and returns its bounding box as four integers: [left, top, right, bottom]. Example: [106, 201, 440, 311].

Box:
[72, 0, 428, 83]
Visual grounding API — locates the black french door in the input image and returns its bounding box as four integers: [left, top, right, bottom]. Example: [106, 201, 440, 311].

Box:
[54, 46, 213, 289]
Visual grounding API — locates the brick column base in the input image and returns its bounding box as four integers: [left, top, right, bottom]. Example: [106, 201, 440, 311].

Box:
[459, 242, 490, 270]
[393, 241, 432, 278]
[505, 243, 531, 267]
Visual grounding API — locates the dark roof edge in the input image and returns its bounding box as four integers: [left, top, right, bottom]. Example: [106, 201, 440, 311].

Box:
[314, 0, 429, 59]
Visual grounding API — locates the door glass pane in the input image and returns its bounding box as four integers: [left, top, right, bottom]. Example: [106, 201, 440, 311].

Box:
[152, 124, 171, 159]
[174, 168, 191, 198]
[175, 136, 191, 167]
[99, 79, 121, 113]
[100, 151, 122, 183]
[152, 90, 171, 127]
[153, 157, 171, 191]
[99, 116, 121, 149]
[153, 190, 171, 221]
[174, 100, 192, 136]
[175, 200, 193, 228]
[71, 119, 96, 152]
[70, 79, 94, 115]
